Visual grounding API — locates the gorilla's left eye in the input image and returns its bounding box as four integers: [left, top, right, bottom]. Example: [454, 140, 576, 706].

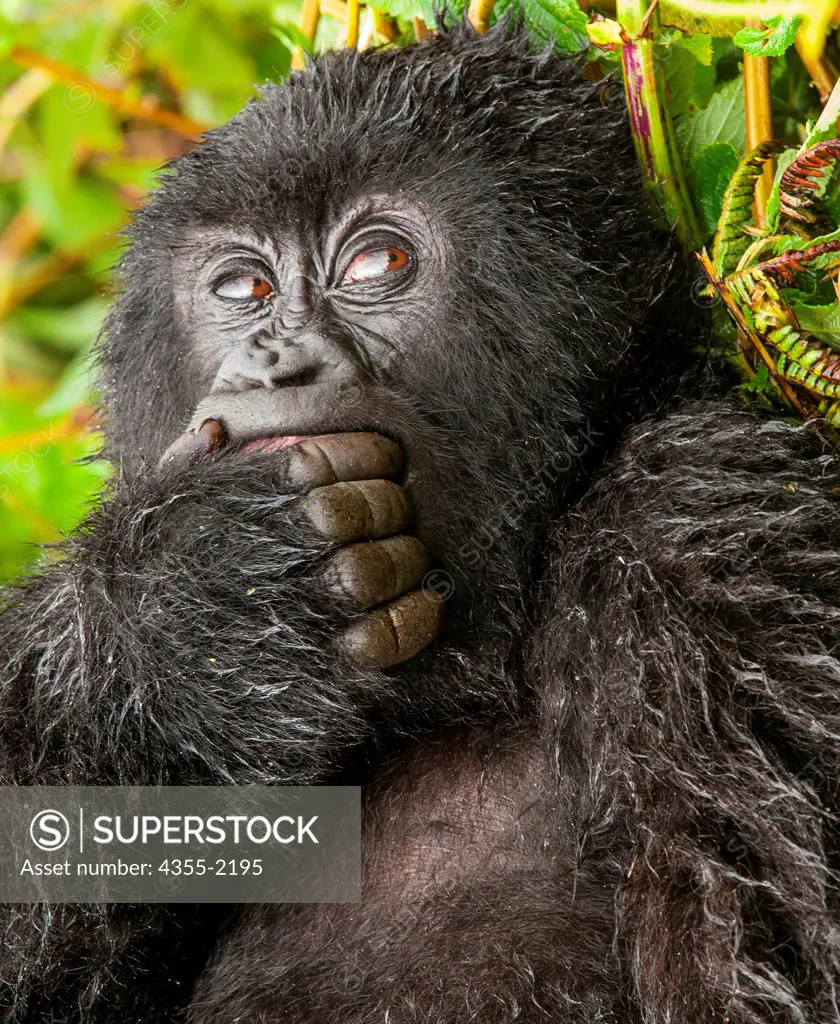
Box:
[214, 275, 273, 300]
[342, 247, 410, 285]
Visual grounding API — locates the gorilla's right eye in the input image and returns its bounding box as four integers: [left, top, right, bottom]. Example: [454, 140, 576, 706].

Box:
[214, 275, 273, 301]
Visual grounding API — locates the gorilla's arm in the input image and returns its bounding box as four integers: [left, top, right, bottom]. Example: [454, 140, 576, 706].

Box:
[0, 432, 441, 1023]
[540, 400, 840, 1023]
[0, 432, 440, 788]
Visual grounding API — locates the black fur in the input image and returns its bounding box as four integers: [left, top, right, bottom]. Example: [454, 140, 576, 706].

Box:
[2, 21, 839, 1024]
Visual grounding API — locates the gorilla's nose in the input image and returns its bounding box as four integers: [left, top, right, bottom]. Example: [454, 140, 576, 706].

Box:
[210, 332, 350, 394]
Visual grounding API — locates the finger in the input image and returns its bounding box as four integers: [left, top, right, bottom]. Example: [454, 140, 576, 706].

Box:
[187, 384, 347, 443]
[303, 480, 411, 543]
[338, 590, 445, 669]
[280, 433, 403, 489]
[158, 419, 226, 471]
[326, 536, 428, 611]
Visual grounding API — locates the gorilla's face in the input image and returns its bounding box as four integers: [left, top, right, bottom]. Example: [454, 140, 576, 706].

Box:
[177, 198, 449, 402]
[162, 186, 518, 609]
[103, 30, 672, 625]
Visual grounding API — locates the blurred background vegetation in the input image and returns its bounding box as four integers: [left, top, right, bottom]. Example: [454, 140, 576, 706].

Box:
[0, 0, 350, 581]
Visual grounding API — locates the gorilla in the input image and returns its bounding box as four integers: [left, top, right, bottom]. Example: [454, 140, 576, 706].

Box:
[2, 21, 840, 1024]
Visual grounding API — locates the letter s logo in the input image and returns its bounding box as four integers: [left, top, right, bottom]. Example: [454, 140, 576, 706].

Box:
[30, 810, 70, 851]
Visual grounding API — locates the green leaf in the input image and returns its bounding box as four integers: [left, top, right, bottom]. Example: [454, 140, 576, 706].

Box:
[733, 15, 802, 58]
[37, 353, 97, 417]
[659, 28, 713, 65]
[367, 0, 442, 22]
[789, 302, 840, 344]
[663, 46, 715, 118]
[271, 22, 316, 53]
[22, 166, 126, 249]
[686, 141, 740, 240]
[587, 17, 622, 48]
[145, 5, 257, 121]
[0, 384, 108, 582]
[495, 0, 588, 54]
[10, 297, 108, 356]
[675, 77, 746, 166]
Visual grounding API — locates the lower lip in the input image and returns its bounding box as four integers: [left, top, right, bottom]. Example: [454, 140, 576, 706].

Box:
[239, 435, 313, 455]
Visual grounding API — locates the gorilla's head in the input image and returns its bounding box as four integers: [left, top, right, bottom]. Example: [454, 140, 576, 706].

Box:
[102, 24, 681, 635]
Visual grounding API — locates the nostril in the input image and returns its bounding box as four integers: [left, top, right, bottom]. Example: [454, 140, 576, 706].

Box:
[273, 367, 319, 389]
[248, 341, 279, 367]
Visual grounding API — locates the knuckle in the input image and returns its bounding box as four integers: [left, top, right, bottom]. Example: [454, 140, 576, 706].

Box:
[286, 432, 403, 487]
[326, 535, 428, 608]
[303, 479, 411, 541]
[338, 587, 444, 669]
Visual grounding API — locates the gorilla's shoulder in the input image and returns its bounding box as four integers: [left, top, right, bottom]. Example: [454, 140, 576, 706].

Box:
[552, 397, 840, 650]
[596, 397, 840, 556]
[537, 399, 840, 815]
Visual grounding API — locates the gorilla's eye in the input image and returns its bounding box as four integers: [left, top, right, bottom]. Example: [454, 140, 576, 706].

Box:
[214, 275, 273, 301]
[342, 247, 410, 285]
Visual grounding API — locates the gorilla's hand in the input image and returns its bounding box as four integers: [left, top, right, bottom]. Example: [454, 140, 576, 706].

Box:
[161, 421, 443, 671]
[1, 428, 443, 787]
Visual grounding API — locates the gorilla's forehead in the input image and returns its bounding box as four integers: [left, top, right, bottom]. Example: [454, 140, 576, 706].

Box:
[141, 28, 583, 243]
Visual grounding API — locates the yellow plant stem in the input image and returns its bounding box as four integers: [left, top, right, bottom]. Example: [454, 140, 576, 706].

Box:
[373, 11, 399, 41]
[661, 0, 834, 66]
[358, 9, 376, 48]
[321, 0, 348, 19]
[0, 68, 53, 158]
[8, 47, 206, 138]
[347, 0, 361, 47]
[795, 38, 837, 105]
[292, 0, 321, 70]
[743, 20, 774, 228]
[468, 0, 495, 34]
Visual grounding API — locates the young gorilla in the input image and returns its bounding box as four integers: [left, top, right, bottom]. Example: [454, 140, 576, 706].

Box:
[2, 22, 840, 1024]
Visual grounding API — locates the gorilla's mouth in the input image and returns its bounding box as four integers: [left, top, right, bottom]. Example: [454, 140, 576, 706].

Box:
[178, 384, 422, 486]
[238, 435, 314, 455]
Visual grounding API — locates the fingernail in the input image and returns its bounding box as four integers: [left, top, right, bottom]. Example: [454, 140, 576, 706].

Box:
[198, 418, 226, 453]
[159, 418, 227, 470]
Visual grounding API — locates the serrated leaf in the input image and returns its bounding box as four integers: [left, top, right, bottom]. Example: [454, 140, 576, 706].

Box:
[733, 15, 802, 58]
[495, 0, 588, 54]
[675, 77, 745, 165]
[789, 302, 840, 343]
